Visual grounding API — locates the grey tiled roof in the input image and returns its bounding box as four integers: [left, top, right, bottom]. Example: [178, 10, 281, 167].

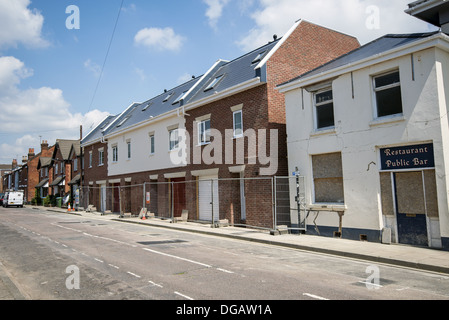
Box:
[104, 76, 204, 137]
[96, 37, 280, 137]
[82, 115, 117, 145]
[189, 39, 280, 103]
[279, 32, 441, 86]
[55, 139, 80, 160]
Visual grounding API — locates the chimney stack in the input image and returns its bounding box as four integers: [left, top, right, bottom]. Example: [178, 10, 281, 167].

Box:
[41, 140, 49, 152]
[12, 159, 17, 169]
[28, 148, 35, 159]
[22, 156, 28, 164]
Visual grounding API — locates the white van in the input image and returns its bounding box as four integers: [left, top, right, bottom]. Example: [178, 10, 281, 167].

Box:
[3, 191, 24, 208]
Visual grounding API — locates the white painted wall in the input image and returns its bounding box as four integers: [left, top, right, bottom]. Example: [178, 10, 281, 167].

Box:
[284, 46, 449, 245]
[107, 114, 187, 177]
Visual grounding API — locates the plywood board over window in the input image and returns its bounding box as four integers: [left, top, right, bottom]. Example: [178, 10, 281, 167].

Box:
[312, 152, 344, 203]
[395, 171, 425, 215]
[380, 172, 394, 216]
[424, 170, 439, 218]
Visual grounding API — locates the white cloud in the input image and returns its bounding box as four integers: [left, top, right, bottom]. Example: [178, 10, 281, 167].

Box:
[134, 27, 186, 52]
[0, 0, 49, 49]
[84, 59, 102, 77]
[177, 72, 194, 85]
[237, 0, 436, 51]
[204, 0, 230, 29]
[0, 56, 109, 162]
[134, 67, 146, 81]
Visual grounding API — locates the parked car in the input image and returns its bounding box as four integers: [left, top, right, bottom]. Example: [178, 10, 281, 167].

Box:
[0, 193, 4, 206]
[3, 191, 24, 208]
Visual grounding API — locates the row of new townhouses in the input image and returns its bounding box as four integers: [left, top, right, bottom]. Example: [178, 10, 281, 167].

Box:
[78, 20, 359, 230]
[5, 1, 449, 251]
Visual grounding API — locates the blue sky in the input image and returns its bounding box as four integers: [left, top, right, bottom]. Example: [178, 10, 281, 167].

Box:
[0, 0, 434, 164]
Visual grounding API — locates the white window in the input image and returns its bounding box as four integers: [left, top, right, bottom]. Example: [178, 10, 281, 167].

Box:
[169, 128, 179, 151]
[127, 141, 131, 159]
[89, 151, 93, 168]
[373, 70, 403, 118]
[55, 163, 58, 175]
[99, 149, 104, 166]
[314, 89, 334, 129]
[112, 145, 118, 162]
[149, 134, 155, 155]
[198, 119, 211, 145]
[233, 110, 243, 138]
[73, 158, 78, 172]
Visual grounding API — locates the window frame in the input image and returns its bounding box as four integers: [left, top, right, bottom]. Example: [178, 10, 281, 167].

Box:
[312, 152, 345, 204]
[313, 88, 335, 130]
[373, 70, 403, 119]
[169, 128, 180, 151]
[233, 110, 243, 138]
[149, 134, 155, 155]
[89, 151, 93, 168]
[198, 119, 211, 145]
[204, 75, 224, 92]
[98, 149, 104, 166]
[127, 140, 131, 160]
[112, 145, 118, 163]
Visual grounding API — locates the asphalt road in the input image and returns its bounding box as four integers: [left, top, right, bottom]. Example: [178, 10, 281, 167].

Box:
[0, 206, 448, 302]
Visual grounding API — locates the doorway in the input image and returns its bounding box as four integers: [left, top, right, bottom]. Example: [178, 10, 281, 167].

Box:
[171, 178, 186, 218]
[393, 171, 428, 246]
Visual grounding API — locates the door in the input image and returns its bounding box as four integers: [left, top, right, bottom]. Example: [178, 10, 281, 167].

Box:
[112, 184, 120, 213]
[172, 178, 186, 218]
[100, 184, 106, 212]
[198, 175, 219, 222]
[393, 172, 428, 246]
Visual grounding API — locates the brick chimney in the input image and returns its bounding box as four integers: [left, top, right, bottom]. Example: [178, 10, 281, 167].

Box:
[12, 159, 17, 169]
[22, 156, 28, 164]
[41, 140, 49, 152]
[28, 148, 35, 160]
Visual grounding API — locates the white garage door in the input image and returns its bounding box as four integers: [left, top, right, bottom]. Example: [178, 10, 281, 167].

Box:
[198, 175, 219, 222]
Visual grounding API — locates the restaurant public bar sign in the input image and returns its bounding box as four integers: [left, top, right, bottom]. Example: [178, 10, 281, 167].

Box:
[380, 143, 435, 170]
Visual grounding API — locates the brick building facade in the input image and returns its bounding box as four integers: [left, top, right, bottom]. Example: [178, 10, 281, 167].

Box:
[81, 19, 360, 229]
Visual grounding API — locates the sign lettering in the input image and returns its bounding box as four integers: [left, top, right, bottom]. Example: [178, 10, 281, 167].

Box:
[380, 143, 434, 170]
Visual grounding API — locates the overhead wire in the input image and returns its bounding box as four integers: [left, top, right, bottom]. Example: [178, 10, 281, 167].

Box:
[87, 0, 125, 113]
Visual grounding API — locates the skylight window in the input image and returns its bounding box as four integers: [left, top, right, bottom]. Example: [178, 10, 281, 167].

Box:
[172, 91, 187, 105]
[252, 51, 266, 64]
[204, 75, 224, 92]
[163, 92, 174, 102]
[116, 116, 130, 128]
[142, 102, 152, 111]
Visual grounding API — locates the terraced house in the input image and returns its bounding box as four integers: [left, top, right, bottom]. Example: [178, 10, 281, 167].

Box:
[81, 19, 360, 229]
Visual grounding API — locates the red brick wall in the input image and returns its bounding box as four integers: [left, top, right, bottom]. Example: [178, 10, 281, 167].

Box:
[27, 145, 55, 202]
[267, 21, 360, 123]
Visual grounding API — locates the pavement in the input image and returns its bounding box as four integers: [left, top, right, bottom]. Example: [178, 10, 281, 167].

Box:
[2, 206, 449, 299]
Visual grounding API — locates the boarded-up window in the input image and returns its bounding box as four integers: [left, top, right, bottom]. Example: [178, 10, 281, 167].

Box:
[380, 170, 439, 217]
[424, 170, 439, 218]
[380, 172, 394, 216]
[395, 171, 425, 215]
[312, 153, 344, 203]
